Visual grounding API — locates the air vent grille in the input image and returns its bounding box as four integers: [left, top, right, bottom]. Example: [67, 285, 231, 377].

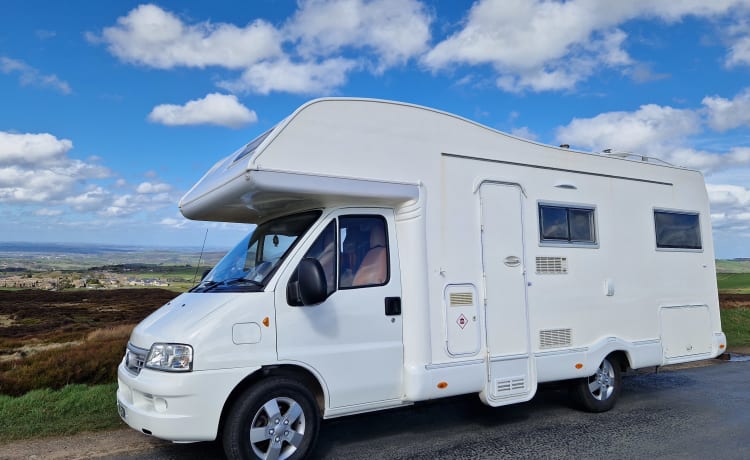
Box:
[449, 292, 474, 306]
[536, 257, 568, 274]
[539, 328, 572, 349]
[494, 376, 526, 396]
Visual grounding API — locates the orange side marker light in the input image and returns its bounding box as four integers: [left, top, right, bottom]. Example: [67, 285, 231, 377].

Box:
[575, 363, 583, 369]
[719, 344, 725, 350]
[262, 317, 270, 328]
[437, 382, 448, 389]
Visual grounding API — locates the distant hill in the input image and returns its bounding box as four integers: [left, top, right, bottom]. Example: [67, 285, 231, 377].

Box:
[0, 242, 221, 254]
[716, 259, 750, 273]
[0, 242, 226, 271]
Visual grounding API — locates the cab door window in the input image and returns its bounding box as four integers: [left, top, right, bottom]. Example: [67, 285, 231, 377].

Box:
[339, 216, 389, 289]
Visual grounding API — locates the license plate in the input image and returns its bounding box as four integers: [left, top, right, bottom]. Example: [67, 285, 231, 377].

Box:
[117, 402, 127, 420]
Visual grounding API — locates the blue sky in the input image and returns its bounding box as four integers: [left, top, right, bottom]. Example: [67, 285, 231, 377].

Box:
[1, 1, 750, 258]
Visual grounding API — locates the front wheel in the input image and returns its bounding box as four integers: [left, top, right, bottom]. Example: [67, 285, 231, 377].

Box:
[223, 377, 320, 460]
[572, 356, 622, 412]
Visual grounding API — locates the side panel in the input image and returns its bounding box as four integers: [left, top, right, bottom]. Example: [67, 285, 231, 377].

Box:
[444, 284, 481, 356]
[660, 305, 713, 360]
[479, 183, 536, 405]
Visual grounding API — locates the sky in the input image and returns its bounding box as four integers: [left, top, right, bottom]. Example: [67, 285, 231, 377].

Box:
[1, 1, 750, 258]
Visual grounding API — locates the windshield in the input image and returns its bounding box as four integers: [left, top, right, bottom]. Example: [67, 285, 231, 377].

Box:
[192, 211, 321, 293]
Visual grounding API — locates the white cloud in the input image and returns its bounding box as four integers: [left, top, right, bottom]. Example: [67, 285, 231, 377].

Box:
[0, 56, 71, 94]
[0, 131, 110, 204]
[34, 208, 63, 216]
[0, 130, 181, 223]
[707, 183, 750, 233]
[136, 181, 172, 194]
[423, 0, 749, 92]
[286, 0, 432, 72]
[148, 93, 257, 128]
[219, 58, 357, 95]
[100, 186, 177, 218]
[0, 132, 73, 165]
[708, 183, 750, 207]
[702, 89, 750, 131]
[93, 2, 429, 95]
[93, 4, 281, 69]
[554, 93, 750, 175]
[35, 29, 57, 40]
[555, 104, 701, 152]
[160, 215, 189, 228]
[727, 35, 750, 67]
[510, 126, 538, 141]
[64, 186, 111, 211]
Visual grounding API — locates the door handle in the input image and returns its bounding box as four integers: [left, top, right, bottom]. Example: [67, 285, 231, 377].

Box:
[504, 256, 521, 267]
[385, 297, 401, 316]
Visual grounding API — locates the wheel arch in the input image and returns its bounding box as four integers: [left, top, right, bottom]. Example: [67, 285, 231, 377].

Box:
[218, 364, 327, 439]
[607, 350, 631, 373]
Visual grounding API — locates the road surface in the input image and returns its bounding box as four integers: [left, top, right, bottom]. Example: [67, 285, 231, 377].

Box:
[96, 359, 749, 459]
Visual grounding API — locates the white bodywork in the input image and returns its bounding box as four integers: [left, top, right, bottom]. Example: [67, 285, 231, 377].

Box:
[117, 98, 725, 441]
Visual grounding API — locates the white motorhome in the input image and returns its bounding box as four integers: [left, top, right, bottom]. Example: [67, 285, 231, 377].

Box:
[117, 98, 726, 460]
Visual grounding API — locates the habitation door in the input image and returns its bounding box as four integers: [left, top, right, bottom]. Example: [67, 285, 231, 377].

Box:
[275, 209, 403, 409]
[479, 183, 534, 405]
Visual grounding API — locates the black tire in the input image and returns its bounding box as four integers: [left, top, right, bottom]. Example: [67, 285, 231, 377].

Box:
[572, 356, 622, 412]
[223, 377, 320, 460]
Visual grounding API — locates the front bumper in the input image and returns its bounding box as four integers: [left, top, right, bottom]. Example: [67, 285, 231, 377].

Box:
[117, 362, 260, 442]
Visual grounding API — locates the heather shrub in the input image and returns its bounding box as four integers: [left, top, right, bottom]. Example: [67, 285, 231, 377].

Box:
[0, 327, 133, 396]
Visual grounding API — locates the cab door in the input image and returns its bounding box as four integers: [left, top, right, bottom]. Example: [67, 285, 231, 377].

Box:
[275, 209, 403, 409]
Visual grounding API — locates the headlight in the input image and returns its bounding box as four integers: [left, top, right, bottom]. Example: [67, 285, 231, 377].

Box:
[145, 343, 193, 372]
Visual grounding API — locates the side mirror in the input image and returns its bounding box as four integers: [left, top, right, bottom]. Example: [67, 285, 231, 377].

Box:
[297, 258, 328, 305]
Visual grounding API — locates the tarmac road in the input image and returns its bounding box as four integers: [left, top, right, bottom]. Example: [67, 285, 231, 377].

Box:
[103, 359, 750, 460]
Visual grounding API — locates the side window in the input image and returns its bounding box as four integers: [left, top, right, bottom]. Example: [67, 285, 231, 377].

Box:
[302, 221, 337, 295]
[654, 210, 702, 250]
[339, 216, 389, 288]
[539, 204, 597, 245]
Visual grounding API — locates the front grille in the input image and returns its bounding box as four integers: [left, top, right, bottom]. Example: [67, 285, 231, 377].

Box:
[125, 343, 148, 375]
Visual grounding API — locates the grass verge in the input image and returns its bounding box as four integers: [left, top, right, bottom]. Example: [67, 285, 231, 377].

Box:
[0, 383, 122, 443]
[722, 308, 750, 348]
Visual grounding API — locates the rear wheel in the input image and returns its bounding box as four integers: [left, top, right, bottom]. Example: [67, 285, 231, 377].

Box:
[223, 377, 320, 460]
[573, 356, 622, 412]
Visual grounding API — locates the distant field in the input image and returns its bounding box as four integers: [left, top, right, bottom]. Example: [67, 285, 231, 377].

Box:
[717, 273, 750, 294]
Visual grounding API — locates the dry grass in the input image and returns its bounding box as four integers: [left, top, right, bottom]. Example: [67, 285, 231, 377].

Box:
[0, 333, 128, 396]
[0, 314, 14, 327]
[0, 289, 172, 396]
[86, 324, 134, 341]
[0, 341, 82, 364]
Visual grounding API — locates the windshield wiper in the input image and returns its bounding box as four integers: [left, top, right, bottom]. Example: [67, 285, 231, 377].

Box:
[191, 280, 219, 293]
[224, 277, 263, 287]
[201, 277, 263, 292]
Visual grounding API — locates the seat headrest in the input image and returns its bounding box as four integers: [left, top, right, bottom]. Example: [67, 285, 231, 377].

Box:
[370, 225, 386, 248]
